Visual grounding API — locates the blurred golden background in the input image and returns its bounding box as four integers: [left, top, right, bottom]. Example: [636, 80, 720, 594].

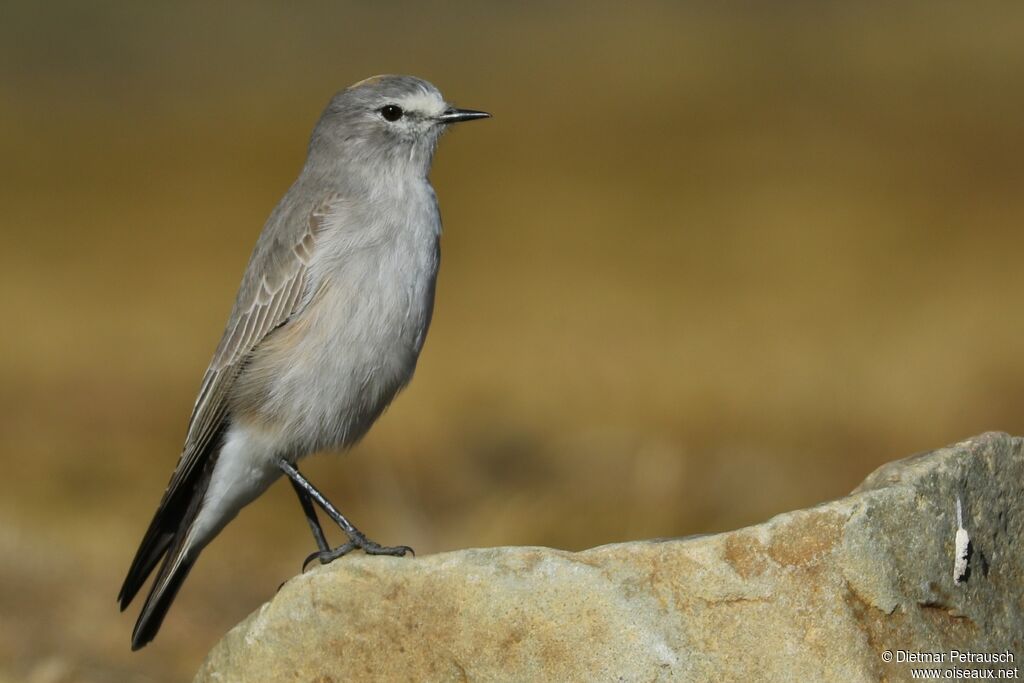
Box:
[2, 1, 1024, 680]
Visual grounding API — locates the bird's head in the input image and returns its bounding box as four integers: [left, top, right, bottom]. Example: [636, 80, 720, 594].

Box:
[310, 75, 489, 179]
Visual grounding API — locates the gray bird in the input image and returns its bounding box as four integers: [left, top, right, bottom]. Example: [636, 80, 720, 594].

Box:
[118, 75, 489, 650]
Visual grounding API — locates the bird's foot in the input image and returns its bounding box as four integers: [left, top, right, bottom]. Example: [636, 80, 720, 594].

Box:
[302, 543, 356, 571]
[301, 535, 414, 571]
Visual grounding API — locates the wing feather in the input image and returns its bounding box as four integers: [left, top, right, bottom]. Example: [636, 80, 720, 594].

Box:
[164, 195, 337, 504]
[120, 194, 340, 613]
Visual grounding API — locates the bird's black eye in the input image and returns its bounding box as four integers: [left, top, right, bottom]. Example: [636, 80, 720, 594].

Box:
[380, 105, 404, 122]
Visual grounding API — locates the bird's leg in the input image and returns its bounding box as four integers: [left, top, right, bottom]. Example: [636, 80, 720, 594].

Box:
[288, 478, 337, 570]
[279, 460, 413, 567]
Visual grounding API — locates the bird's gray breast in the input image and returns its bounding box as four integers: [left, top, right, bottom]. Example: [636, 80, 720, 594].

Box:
[247, 185, 441, 454]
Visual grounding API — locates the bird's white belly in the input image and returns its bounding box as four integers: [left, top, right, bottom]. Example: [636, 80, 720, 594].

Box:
[249, 209, 439, 457]
[301, 274, 428, 443]
[191, 268, 434, 549]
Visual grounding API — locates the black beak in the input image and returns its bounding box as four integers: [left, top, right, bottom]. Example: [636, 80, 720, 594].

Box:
[438, 108, 491, 124]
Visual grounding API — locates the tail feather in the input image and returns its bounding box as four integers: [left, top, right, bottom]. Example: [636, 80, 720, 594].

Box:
[118, 509, 177, 611]
[130, 541, 200, 650]
[121, 449, 217, 649]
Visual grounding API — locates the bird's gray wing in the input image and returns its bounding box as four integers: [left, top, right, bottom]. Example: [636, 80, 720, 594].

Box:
[119, 193, 339, 617]
[120, 191, 332, 642]
[169, 193, 338, 500]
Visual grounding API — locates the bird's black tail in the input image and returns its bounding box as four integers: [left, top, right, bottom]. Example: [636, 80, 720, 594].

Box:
[118, 507, 175, 612]
[119, 458, 215, 650]
[130, 533, 200, 650]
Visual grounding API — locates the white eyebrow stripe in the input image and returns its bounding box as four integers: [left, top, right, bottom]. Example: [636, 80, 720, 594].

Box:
[397, 92, 446, 117]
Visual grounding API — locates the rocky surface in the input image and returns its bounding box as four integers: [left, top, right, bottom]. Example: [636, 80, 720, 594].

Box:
[195, 433, 1023, 682]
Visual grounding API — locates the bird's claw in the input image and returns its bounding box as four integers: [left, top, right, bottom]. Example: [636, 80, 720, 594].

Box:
[301, 542, 356, 571]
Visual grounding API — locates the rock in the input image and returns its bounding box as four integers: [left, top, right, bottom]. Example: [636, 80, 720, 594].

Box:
[195, 433, 1024, 682]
